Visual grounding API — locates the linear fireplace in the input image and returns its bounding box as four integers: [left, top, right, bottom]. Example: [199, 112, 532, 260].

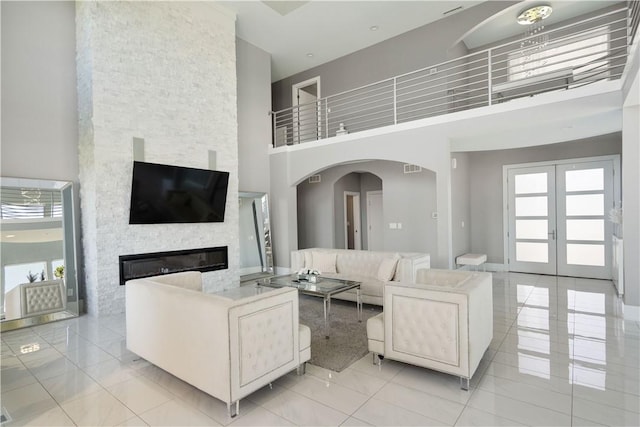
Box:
[119, 246, 228, 286]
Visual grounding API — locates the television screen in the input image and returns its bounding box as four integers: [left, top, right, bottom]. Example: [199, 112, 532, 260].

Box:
[129, 161, 229, 224]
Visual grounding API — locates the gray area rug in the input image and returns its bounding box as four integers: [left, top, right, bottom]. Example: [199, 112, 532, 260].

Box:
[298, 294, 382, 372]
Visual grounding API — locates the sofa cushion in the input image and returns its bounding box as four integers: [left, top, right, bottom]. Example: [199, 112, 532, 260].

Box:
[377, 255, 400, 281]
[416, 269, 472, 288]
[311, 251, 337, 273]
[304, 251, 313, 269]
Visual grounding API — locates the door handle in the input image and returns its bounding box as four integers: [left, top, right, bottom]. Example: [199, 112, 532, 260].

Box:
[548, 230, 556, 240]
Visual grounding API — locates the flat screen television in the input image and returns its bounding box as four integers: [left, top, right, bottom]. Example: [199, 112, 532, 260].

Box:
[129, 161, 229, 224]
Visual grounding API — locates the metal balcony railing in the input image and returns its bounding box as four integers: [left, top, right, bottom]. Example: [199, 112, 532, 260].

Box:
[0, 188, 63, 220]
[272, 4, 636, 148]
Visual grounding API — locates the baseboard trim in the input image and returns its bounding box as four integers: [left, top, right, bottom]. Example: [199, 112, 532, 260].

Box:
[456, 263, 507, 272]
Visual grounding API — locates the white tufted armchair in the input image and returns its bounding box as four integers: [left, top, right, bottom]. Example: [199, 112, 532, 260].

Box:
[367, 270, 493, 390]
[4, 279, 67, 320]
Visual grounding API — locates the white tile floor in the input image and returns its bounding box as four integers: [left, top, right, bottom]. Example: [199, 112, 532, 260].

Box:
[2, 272, 639, 426]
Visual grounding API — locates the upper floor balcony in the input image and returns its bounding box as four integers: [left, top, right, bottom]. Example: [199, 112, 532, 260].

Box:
[271, 3, 639, 148]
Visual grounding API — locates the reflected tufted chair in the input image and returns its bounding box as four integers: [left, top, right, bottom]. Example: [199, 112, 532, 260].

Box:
[367, 270, 493, 390]
[4, 279, 67, 320]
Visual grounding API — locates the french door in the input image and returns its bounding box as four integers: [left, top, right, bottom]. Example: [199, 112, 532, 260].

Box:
[507, 159, 614, 279]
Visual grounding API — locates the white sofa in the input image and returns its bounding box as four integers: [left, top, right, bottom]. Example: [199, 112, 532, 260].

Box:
[126, 272, 311, 417]
[366, 269, 493, 389]
[291, 248, 430, 306]
[4, 279, 66, 320]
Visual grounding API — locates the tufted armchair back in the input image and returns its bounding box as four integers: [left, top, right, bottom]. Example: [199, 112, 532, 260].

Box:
[5, 279, 66, 320]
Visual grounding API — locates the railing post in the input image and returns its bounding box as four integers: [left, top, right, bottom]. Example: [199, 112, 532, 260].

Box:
[325, 99, 329, 139]
[271, 111, 276, 148]
[393, 77, 398, 124]
[487, 50, 493, 106]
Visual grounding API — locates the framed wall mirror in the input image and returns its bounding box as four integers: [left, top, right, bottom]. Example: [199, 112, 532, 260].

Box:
[1, 177, 80, 331]
[239, 191, 274, 282]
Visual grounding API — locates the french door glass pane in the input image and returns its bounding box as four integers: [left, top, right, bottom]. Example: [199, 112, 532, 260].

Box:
[566, 169, 604, 192]
[516, 196, 548, 217]
[566, 194, 604, 216]
[516, 219, 548, 239]
[566, 219, 604, 241]
[516, 242, 549, 263]
[515, 173, 547, 194]
[567, 244, 605, 266]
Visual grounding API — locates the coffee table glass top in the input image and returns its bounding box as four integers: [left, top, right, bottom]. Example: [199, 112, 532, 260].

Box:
[257, 274, 360, 297]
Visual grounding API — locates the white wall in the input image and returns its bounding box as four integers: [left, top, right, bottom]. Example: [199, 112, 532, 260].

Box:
[622, 105, 640, 318]
[451, 152, 471, 260]
[270, 126, 452, 270]
[76, 1, 239, 316]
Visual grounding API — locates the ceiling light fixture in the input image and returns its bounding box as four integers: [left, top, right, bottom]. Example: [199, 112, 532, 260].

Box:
[369, 25, 379, 31]
[517, 4, 553, 53]
[306, 53, 314, 58]
[517, 4, 553, 25]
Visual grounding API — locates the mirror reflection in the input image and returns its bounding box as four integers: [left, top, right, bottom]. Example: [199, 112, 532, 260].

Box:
[239, 191, 273, 281]
[1, 177, 79, 331]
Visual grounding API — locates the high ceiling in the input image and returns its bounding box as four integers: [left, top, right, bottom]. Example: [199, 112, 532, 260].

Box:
[219, 0, 484, 81]
[218, 0, 620, 82]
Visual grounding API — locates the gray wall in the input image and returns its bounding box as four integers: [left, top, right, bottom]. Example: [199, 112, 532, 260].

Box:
[271, 1, 516, 111]
[237, 38, 272, 193]
[1, 1, 78, 180]
[1, 0, 83, 299]
[467, 133, 622, 264]
[296, 161, 437, 256]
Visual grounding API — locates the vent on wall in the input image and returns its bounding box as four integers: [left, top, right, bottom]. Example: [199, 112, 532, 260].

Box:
[308, 175, 321, 183]
[403, 164, 422, 174]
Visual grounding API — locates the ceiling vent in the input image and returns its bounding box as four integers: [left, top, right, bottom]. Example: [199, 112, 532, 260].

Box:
[403, 164, 422, 174]
[308, 174, 321, 183]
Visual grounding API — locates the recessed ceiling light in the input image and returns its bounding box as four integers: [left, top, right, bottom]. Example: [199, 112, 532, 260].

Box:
[370, 25, 379, 31]
[306, 53, 314, 58]
[6, 234, 15, 238]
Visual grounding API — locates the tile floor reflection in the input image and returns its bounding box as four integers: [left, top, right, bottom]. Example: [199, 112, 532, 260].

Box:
[2, 273, 639, 426]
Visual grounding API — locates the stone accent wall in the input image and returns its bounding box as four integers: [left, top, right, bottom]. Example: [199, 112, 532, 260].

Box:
[76, 1, 239, 316]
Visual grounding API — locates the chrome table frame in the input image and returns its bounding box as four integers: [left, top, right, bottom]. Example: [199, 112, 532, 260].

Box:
[258, 274, 362, 338]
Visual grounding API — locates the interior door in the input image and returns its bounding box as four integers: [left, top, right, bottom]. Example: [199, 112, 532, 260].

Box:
[556, 161, 613, 279]
[507, 159, 615, 279]
[507, 166, 557, 275]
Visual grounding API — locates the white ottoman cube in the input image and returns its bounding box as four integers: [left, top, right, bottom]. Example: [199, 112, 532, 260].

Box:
[456, 253, 487, 270]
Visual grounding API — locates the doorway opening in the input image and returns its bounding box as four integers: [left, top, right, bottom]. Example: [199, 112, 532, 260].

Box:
[292, 77, 321, 144]
[344, 192, 361, 249]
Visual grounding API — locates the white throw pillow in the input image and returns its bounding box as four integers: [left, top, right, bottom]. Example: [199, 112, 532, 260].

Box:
[311, 251, 337, 274]
[304, 251, 313, 269]
[377, 255, 400, 281]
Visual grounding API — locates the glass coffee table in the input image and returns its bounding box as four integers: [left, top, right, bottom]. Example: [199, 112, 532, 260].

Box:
[257, 275, 362, 338]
